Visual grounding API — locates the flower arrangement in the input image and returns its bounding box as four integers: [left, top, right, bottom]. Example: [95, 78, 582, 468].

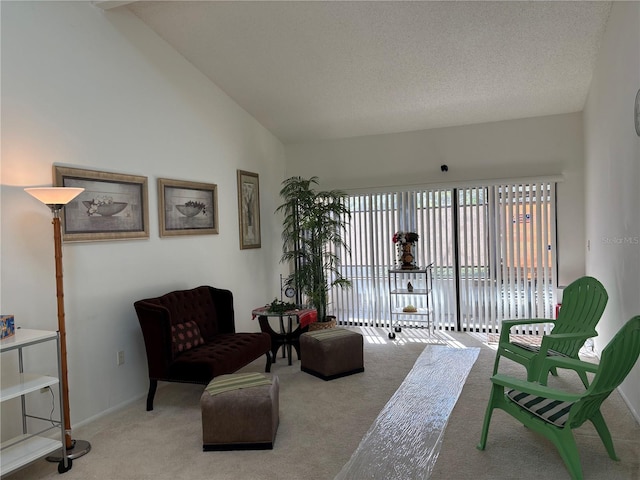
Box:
[86, 196, 114, 216]
[393, 231, 419, 269]
[392, 231, 419, 244]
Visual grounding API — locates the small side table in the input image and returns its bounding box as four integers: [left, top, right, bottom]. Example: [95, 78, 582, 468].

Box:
[252, 307, 317, 365]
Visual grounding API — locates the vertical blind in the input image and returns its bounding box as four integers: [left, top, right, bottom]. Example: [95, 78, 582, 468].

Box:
[330, 181, 557, 333]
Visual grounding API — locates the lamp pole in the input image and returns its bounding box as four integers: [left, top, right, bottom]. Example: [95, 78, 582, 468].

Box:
[52, 209, 72, 450]
[25, 187, 91, 461]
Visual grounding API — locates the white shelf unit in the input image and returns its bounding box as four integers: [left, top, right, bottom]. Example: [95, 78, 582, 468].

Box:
[0, 329, 71, 475]
[388, 263, 434, 339]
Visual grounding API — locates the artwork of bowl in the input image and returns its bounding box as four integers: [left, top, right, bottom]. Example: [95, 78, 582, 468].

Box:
[82, 201, 128, 216]
[175, 204, 203, 217]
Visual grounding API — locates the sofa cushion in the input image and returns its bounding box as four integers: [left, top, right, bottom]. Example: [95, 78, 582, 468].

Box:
[168, 332, 271, 382]
[172, 320, 205, 354]
[506, 389, 573, 427]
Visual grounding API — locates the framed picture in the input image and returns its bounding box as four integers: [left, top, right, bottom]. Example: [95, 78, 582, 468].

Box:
[54, 166, 149, 242]
[237, 170, 261, 249]
[158, 178, 218, 237]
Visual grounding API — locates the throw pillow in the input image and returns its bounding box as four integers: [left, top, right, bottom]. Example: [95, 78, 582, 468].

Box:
[172, 320, 205, 354]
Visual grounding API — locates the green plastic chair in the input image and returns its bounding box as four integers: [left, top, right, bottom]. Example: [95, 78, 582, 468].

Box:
[493, 276, 608, 387]
[478, 315, 640, 480]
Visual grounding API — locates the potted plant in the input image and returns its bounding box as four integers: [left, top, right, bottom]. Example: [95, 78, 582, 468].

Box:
[276, 176, 351, 325]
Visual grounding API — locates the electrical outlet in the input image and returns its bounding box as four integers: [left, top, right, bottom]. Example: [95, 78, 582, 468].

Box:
[117, 350, 125, 366]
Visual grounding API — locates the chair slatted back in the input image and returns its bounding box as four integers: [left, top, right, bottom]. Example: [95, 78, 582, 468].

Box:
[551, 276, 608, 356]
[568, 316, 640, 428]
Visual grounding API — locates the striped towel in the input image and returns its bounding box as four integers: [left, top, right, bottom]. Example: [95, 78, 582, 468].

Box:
[205, 372, 272, 397]
[306, 328, 352, 341]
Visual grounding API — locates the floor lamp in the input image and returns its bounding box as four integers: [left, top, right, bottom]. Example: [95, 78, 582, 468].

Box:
[24, 187, 92, 461]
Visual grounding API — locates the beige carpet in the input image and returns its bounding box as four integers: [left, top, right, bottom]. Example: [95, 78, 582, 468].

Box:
[4, 328, 638, 480]
[432, 334, 640, 480]
[5, 327, 449, 480]
[336, 345, 479, 479]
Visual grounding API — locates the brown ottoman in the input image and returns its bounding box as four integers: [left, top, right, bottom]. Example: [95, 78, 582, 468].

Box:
[300, 328, 364, 380]
[201, 373, 279, 450]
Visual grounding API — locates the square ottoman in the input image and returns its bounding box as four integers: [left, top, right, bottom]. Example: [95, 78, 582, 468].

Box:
[201, 373, 279, 450]
[300, 328, 364, 380]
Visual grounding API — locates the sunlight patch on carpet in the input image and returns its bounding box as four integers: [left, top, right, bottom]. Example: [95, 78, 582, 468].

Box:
[335, 345, 480, 480]
[467, 332, 598, 358]
[359, 326, 466, 348]
[467, 332, 544, 351]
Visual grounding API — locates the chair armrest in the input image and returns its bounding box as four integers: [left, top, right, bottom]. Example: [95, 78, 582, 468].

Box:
[498, 318, 555, 343]
[542, 331, 597, 342]
[491, 374, 582, 403]
[134, 301, 174, 377]
[537, 355, 599, 382]
[538, 330, 598, 355]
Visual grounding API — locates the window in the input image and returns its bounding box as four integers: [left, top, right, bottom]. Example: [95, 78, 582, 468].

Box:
[331, 181, 558, 333]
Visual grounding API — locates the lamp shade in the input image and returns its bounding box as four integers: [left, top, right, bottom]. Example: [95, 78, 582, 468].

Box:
[25, 187, 84, 206]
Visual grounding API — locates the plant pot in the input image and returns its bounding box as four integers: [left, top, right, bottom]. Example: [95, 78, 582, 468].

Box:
[308, 316, 337, 331]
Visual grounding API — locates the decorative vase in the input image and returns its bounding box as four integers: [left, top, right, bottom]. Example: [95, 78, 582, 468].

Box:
[400, 242, 416, 270]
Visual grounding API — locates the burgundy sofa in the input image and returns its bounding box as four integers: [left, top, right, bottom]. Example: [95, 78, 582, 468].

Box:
[134, 286, 272, 411]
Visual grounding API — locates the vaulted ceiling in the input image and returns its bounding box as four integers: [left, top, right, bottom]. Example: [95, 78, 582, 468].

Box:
[104, 1, 612, 144]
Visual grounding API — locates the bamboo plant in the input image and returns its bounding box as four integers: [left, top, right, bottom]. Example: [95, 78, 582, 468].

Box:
[275, 176, 351, 322]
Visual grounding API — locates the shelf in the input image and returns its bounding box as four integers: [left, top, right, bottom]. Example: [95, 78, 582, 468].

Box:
[389, 265, 434, 336]
[391, 307, 431, 316]
[1, 328, 66, 474]
[0, 329, 58, 352]
[1, 373, 59, 402]
[0, 434, 62, 476]
[390, 289, 430, 295]
[388, 264, 433, 274]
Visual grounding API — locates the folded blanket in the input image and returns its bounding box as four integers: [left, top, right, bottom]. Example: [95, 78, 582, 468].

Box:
[205, 372, 272, 396]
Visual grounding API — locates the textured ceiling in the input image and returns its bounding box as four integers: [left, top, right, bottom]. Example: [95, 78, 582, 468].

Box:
[123, 1, 612, 144]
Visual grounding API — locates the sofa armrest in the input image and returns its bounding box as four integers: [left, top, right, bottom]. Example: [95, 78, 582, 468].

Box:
[207, 286, 236, 334]
[134, 300, 174, 378]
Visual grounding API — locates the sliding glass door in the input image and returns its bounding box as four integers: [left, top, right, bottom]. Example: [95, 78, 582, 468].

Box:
[454, 183, 557, 332]
[332, 181, 557, 332]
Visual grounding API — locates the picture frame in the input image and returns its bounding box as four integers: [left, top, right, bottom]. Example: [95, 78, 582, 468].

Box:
[54, 165, 149, 242]
[237, 170, 261, 249]
[158, 178, 218, 237]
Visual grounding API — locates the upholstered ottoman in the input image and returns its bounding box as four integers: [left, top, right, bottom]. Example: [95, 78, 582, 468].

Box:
[300, 328, 364, 380]
[201, 373, 279, 450]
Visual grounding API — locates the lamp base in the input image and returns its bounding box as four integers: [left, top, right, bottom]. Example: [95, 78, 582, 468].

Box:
[46, 439, 91, 462]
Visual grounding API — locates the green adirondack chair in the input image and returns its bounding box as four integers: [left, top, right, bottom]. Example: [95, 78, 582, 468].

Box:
[493, 276, 608, 387]
[478, 315, 640, 480]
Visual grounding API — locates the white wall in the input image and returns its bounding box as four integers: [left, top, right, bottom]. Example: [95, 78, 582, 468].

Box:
[285, 113, 586, 286]
[583, 1, 640, 419]
[1, 1, 286, 439]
